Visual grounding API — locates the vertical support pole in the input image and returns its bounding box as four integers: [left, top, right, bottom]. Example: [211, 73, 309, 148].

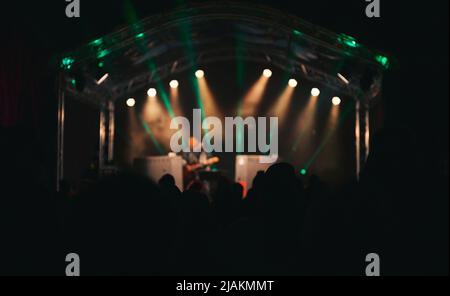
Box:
[99, 106, 106, 175]
[355, 100, 361, 180]
[107, 101, 115, 163]
[56, 77, 65, 192]
[364, 105, 370, 162]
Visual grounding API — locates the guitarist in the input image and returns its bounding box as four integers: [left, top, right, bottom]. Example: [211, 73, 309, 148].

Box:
[181, 137, 219, 188]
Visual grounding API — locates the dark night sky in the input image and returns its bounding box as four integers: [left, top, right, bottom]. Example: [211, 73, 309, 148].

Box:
[3, 0, 447, 61]
[1, 0, 449, 177]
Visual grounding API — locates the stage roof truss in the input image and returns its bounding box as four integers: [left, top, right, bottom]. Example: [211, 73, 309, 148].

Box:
[59, 1, 390, 107]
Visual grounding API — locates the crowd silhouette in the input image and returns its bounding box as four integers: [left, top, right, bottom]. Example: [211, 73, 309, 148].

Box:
[0, 127, 448, 275]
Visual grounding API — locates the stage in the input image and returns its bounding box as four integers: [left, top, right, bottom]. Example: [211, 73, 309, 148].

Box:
[56, 1, 387, 190]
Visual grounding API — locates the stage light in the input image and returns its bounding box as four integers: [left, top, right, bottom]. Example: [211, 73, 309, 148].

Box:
[61, 57, 75, 70]
[337, 73, 350, 85]
[293, 29, 303, 36]
[169, 80, 179, 89]
[126, 98, 135, 107]
[147, 88, 157, 97]
[332, 96, 341, 106]
[97, 49, 110, 59]
[195, 70, 205, 78]
[263, 69, 272, 78]
[300, 169, 307, 176]
[90, 38, 103, 47]
[338, 33, 359, 48]
[288, 79, 298, 88]
[311, 88, 321, 97]
[96, 73, 109, 85]
[375, 55, 390, 69]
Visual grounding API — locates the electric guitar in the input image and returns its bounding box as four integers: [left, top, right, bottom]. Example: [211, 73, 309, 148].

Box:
[185, 156, 220, 172]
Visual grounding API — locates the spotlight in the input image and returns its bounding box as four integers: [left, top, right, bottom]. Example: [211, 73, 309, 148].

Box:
[288, 79, 298, 88]
[311, 88, 320, 97]
[96, 73, 109, 85]
[263, 69, 272, 78]
[126, 98, 135, 107]
[300, 169, 307, 176]
[332, 96, 341, 106]
[337, 73, 350, 85]
[169, 80, 179, 89]
[195, 70, 205, 78]
[147, 88, 157, 97]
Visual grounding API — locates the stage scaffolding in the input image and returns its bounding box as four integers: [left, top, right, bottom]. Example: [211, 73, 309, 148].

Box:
[56, 1, 389, 191]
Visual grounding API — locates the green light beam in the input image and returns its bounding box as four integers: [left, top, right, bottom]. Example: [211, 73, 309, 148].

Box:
[304, 101, 354, 170]
[139, 114, 165, 155]
[124, 0, 175, 119]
